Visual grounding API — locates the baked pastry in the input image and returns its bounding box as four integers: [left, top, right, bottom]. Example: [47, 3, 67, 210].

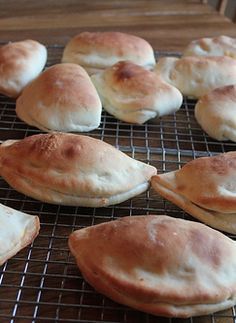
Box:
[151, 152, 236, 234]
[62, 31, 156, 75]
[0, 203, 40, 266]
[195, 85, 236, 141]
[154, 56, 236, 98]
[183, 35, 236, 59]
[91, 61, 183, 124]
[69, 215, 236, 317]
[16, 63, 102, 132]
[0, 133, 156, 206]
[0, 39, 47, 98]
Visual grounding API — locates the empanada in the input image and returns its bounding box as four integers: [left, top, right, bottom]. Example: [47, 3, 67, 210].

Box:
[91, 61, 183, 124]
[0, 133, 156, 206]
[62, 31, 156, 75]
[151, 152, 236, 233]
[69, 215, 236, 317]
[0, 203, 39, 266]
[154, 56, 236, 98]
[16, 63, 102, 132]
[0, 39, 47, 98]
[195, 85, 236, 141]
[183, 35, 236, 59]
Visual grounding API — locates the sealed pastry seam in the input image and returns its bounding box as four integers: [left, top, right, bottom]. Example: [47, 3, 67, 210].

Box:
[151, 176, 236, 233]
[96, 91, 157, 123]
[3, 168, 149, 206]
[23, 112, 99, 133]
[70, 255, 236, 316]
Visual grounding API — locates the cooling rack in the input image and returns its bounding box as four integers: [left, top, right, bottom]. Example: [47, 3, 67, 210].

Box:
[0, 46, 235, 323]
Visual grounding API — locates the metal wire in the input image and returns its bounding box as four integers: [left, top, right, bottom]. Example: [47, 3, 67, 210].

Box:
[0, 46, 235, 323]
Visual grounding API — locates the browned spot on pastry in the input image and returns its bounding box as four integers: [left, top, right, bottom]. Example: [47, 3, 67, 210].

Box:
[30, 133, 60, 155]
[64, 146, 76, 159]
[210, 153, 236, 175]
[113, 61, 137, 81]
[176, 184, 186, 191]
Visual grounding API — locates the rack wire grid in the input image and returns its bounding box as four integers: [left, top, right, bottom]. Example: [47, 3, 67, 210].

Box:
[0, 45, 235, 323]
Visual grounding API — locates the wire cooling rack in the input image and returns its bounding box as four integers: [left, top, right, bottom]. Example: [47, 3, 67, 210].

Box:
[0, 46, 235, 323]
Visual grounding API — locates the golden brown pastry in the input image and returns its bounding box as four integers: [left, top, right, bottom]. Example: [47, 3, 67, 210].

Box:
[151, 152, 236, 234]
[91, 61, 183, 124]
[69, 215, 236, 317]
[16, 63, 102, 132]
[183, 35, 236, 59]
[0, 40, 47, 98]
[0, 133, 156, 206]
[0, 203, 40, 265]
[155, 56, 236, 98]
[62, 31, 156, 74]
[195, 85, 236, 141]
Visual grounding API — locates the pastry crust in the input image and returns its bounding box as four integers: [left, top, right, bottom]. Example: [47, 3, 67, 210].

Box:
[0, 203, 40, 265]
[62, 31, 156, 74]
[0, 133, 156, 206]
[69, 215, 236, 317]
[92, 61, 183, 124]
[183, 35, 236, 59]
[0, 40, 47, 98]
[155, 56, 236, 98]
[16, 63, 102, 132]
[195, 85, 236, 141]
[151, 152, 236, 233]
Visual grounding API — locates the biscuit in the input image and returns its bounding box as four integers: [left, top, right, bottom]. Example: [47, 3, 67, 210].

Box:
[0, 203, 39, 266]
[62, 31, 156, 74]
[92, 61, 183, 124]
[0, 40, 47, 97]
[195, 85, 236, 141]
[152, 152, 236, 233]
[69, 215, 236, 317]
[155, 56, 236, 98]
[16, 63, 102, 132]
[183, 35, 236, 59]
[0, 133, 157, 206]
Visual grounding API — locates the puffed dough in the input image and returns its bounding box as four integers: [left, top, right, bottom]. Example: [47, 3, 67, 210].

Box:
[155, 56, 236, 98]
[0, 203, 40, 266]
[195, 85, 236, 141]
[0, 40, 47, 98]
[151, 152, 236, 234]
[0, 133, 157, 207]
[16, 63, 102, 132]
[69, 215, 236, 317]
[183, 35, 236, 59]
[62, 31, 156, 74]
[92, 61, 183, 124]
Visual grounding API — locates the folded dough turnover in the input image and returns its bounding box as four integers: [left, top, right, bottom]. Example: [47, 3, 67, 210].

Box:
[62, 32, 156, 74]
[183, 35, 236, 59]
[0, 39, 47, 98]
[151, 152, 236, 233]
[69, 215, 236, 317]
[0, 133, 156, 206]
[154, 56, 236, 98]
[91, 61, 183, 124]
[195, 85, 236, 141]
[0, 203, 40, 266]
[16, 63, 102, 132]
